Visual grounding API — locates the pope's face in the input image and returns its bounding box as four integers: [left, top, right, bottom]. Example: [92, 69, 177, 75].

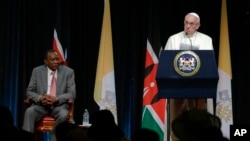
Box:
[184, 14, 200, 36]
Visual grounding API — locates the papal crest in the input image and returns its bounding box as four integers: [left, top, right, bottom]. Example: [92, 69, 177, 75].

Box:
[174, 51, 200, 76]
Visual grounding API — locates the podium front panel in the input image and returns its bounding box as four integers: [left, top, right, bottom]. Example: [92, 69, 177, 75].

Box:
[156, 50, 219, 98]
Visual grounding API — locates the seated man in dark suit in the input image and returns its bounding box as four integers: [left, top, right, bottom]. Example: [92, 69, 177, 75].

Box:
[22, 49, 76, 141]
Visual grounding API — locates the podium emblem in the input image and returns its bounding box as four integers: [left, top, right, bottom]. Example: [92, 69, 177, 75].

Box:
[174, 50, 200, 76]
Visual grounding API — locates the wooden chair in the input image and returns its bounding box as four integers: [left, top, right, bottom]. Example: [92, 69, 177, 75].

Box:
[24, 97, 74, 141]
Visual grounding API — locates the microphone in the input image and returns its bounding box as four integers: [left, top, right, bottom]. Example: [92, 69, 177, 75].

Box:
[188, 37, 193, 50]
[185, 32, 193, 50]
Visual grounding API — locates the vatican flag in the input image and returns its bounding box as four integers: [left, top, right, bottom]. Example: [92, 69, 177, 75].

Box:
[216, 0, 233, 139]
[94, 0, 117, 123]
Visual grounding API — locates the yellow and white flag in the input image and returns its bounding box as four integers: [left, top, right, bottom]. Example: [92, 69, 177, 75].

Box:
[94, 0, 117, 123]
[216, 0, 233, 139]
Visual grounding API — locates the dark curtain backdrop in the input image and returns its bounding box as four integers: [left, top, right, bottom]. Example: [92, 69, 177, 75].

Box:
[1, 0, 250, 138]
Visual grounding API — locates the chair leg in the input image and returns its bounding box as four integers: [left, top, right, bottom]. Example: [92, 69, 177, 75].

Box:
[35, 131, 39, 141]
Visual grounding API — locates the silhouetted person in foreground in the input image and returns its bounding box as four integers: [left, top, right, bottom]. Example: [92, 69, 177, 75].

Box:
[87, 109, 129, 141]
[66, 126, 88, 141]
[0, 105, 17, 138]
[171, 108, 229, 141]
[55, 122, 76, 141]
[0, 105, 35, 141]
[55, 121, 88, 141]
[131, 128, 159, 141]
[0, 105, 14, 126]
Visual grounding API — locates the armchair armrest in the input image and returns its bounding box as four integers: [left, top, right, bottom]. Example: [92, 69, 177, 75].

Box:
[68, 98, 74, 123]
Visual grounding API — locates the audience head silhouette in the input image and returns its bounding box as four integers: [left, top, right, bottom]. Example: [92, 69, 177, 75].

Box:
[55, 121, 88, 141]
[171, 108, 229, 141]
[131, 128, 159, 141]
[87, 109, 127, 141]
[91, 109, 115, 126]
[55, 122, 76, 141]
[0, 105, 17, 138]
[0, 105, 35, 141]
[0, 105, 14, 126]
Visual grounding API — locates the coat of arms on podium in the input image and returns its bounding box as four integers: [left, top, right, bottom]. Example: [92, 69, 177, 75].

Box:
[174, 50, 201, 76]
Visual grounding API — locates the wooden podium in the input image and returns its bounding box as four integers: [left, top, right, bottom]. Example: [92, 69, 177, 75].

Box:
[156, 50, 219, 140]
